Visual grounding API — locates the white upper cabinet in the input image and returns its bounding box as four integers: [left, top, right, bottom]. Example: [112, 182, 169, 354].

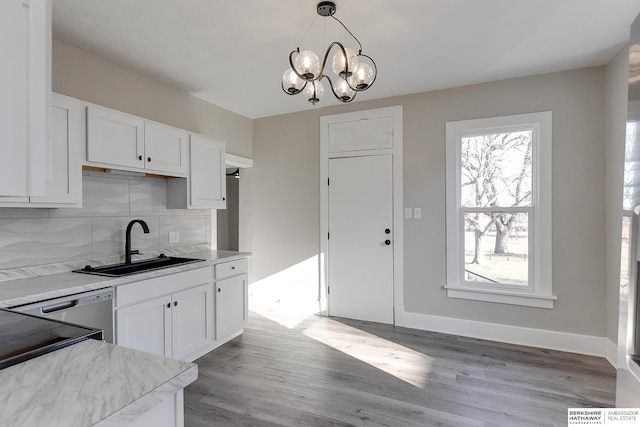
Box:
[0, 0, 50, 197]
[0, 93, 83, 207]
[167, 134, 226, 209]
[86, 105, 188, 176]
[144, 121, 188, 175]
[87, 106, 145, 170]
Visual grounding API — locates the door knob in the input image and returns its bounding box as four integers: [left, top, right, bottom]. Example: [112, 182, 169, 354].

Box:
[385, 228, 391, 234]
[385, 239, 391, 245]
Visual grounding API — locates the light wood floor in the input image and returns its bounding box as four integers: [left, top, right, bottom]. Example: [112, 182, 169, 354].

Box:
[184, 307, 615, 427]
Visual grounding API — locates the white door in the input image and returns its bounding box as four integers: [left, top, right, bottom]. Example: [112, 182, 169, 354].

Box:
[189, 134, 226, 209]
[144, 121, 188, 175]
[87, 106, 145, 169]
[116, 295, 172, 357]
[328, 154, 394, 324]
[216, 274, 248, 340]
[171, 283, 213, 361]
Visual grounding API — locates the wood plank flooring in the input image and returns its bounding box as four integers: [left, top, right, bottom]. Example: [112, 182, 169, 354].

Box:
[184, 307, 615, 426]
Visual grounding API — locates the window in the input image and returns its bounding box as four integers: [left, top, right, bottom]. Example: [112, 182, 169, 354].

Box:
[445, 112, 555, 308]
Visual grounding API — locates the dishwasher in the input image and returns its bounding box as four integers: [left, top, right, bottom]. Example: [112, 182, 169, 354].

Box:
[11, 288, 114, 343]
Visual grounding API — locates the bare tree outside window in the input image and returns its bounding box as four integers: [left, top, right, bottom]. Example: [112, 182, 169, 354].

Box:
[460, 131, 532, 286]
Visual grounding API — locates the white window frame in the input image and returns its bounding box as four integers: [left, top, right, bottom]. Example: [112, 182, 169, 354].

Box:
[445, 111, 555, 309]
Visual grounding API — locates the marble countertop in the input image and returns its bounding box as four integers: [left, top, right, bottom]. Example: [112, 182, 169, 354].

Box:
[0, 248, 251, 308]
[0, 339, 197, 427]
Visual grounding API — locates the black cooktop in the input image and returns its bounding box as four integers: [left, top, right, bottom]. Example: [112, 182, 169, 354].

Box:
[0, 308, 103, 370]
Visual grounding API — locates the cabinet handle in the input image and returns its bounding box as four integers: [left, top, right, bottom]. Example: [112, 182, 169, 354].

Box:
[166, 303, 170, 308]
[147, 157, 151, 162]
[231, 266, 235, 270]
[138, 155, 143, 161]
[218, 288, 221, 292]
[174, 301, 178, 307]
[222, 197, 226, 201]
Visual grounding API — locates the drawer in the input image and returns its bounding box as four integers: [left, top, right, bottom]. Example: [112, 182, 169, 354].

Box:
[215, 258, 248, 280]
[116, 266, 212, 307]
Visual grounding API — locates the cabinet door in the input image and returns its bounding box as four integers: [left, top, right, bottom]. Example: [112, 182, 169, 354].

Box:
[171, 283, 214, 361]
[0, 0, 48, 197]
[87, 106, 145, 170]
[215, 274, 248, 341]
[190, 134, 226, 209]
[144, 121, 188, 175]
[29, 94, 82, 206]
[116, 295, 172, 358]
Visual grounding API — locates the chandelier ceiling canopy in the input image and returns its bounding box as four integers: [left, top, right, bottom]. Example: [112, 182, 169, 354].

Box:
[281, 1, 377, 105]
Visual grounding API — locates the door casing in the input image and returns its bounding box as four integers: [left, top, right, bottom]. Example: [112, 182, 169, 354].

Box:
[320, 106, 404, 322]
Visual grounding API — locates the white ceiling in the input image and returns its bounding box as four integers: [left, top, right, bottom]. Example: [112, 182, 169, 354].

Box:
[52, 0, 640, 119]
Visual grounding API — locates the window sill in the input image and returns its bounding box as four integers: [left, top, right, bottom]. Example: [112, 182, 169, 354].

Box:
[444, 285, 556, 309]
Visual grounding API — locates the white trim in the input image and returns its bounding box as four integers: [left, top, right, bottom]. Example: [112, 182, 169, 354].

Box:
[445, 111, 554, 308]
[606, 338, 618, 369]
[225, 153, 253, 168]
[395, 309, 609, 358]
[444, 286, 556, 309]
[319, 106, 404, 321]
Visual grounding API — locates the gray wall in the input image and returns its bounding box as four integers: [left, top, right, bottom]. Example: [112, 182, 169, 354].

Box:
[52, 39, 253, 158]
[0, 173, 210, 270]
[604, 47, 629, 346]
[245, 67, 608, 337]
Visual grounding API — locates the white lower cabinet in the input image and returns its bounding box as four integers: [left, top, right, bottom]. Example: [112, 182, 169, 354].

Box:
[171, 284, 214, 360]
[115, 258, 249, 361]
[116, 294, 173, 357]
[115, 268, 213, 362]
[216, 274, 248, 341]
[214, 258, 249, 343]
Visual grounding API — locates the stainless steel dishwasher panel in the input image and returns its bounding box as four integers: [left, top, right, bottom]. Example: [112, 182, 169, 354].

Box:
[12, 288, 114, 343]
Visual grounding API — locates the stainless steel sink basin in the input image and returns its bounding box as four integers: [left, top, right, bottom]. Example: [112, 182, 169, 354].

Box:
[73, 255, 205, 277]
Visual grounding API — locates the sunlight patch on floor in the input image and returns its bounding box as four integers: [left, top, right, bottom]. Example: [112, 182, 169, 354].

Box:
[303, 317, 433, 389]
[251, 301, 320, 329]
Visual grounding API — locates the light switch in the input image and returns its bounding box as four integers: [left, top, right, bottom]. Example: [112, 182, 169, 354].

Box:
[413, 208, 422, 219]
[404, 208, 412, 219]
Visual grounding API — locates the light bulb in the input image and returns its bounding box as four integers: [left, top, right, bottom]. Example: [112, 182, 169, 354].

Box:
[348, 62, 374, 90]
[282, 68, 305, 94]
[293, 50, 321, 80]
[304, 80, 325, 104]
[335, 79, 355, 102]
[331, 47, 358, 78]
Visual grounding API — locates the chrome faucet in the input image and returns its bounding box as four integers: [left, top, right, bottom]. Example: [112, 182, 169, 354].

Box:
[125, 219, 150, 264]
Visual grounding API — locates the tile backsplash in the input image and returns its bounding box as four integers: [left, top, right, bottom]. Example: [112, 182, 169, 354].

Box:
[0, 172, 211, 269]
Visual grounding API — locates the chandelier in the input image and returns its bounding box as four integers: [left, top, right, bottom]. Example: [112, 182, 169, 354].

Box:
[281, 1, 377, 105]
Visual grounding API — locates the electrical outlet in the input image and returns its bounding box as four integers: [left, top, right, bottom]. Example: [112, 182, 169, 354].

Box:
[404, 208, 412, 219]
[413, 208, 422, 219]
[168, 231, 180, 243]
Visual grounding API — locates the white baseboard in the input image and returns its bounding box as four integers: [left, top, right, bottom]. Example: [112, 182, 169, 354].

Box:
[396, 310, 611, 359]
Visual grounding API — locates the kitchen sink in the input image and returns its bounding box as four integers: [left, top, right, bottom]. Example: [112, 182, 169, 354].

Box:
[73, 255, 205, 277]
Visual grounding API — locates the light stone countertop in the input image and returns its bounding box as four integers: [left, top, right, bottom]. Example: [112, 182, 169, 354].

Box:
[0, 339, 197, 427]
[0, 248, 251, 308]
